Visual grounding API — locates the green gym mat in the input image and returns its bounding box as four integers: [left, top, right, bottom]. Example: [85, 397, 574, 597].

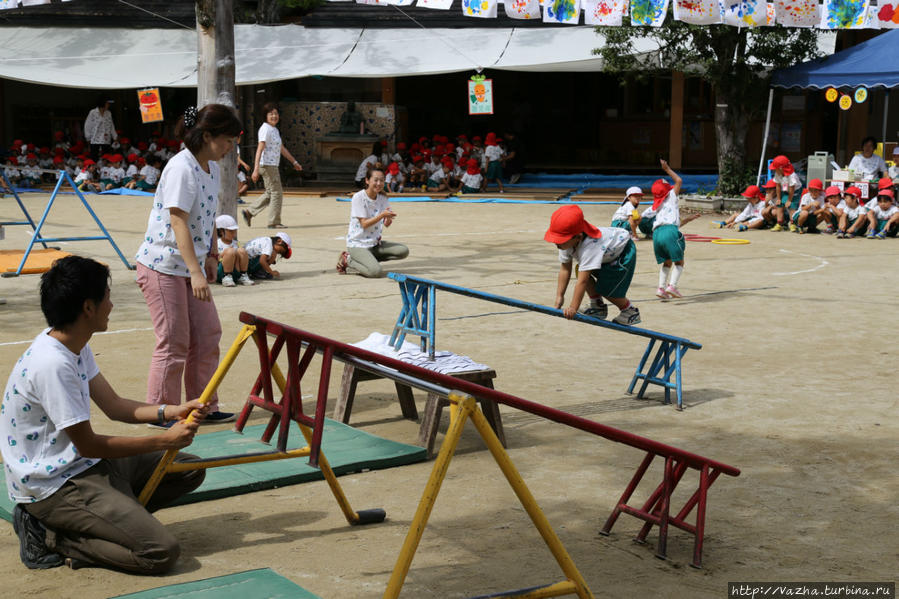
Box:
[0, 419, 427, 522]
[109, 568, 321, 598]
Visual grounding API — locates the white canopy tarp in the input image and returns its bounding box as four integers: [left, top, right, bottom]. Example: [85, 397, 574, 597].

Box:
[0, 23, 835, 89]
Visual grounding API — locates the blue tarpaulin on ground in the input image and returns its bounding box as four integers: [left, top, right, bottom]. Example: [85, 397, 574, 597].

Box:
[509, 173, 718, 194]
[99, 187, 154, 196]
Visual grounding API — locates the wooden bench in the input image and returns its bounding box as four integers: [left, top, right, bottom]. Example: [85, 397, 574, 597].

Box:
[333, 364, 506, 457]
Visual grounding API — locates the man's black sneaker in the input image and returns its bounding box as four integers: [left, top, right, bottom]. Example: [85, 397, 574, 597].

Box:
[12, 505, 64, 569]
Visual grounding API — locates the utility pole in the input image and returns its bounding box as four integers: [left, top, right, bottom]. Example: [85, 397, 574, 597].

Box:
[196, 0, 238, 219]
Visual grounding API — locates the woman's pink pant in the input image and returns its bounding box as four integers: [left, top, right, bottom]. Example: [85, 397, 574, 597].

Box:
[136, 264, 221, 410]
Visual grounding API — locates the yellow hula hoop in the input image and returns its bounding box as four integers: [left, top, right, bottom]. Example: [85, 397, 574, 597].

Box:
[711, 238, 751, 245]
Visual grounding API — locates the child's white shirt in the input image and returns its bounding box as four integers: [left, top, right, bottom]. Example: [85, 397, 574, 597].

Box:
[652, 190, 680, 229]
[428, 169, 446, 184]
[460, 172, 482, 189]
[640, 206, 656, 219]
[109, 167, 125, 183]
[217, 237, 239, 254]
[485, 145, 502, 162]
[74, 169, 90, 184]
[426, 161, 441, 175]
[612, 202, 638, 222]
[386, 172, 404, 186]
[354, 155, 378, 181]
[869, 203, 898, 220]
[774, 171, 802, 192]
[557, 228, 631, 271]
[244, 236, 274, 259]
[798, 192, 823, 210]
[141, 165, 161, 185]
[126, 164, 139, 178]
[836, 200, 865, 220]
[734, 200, 764, 223]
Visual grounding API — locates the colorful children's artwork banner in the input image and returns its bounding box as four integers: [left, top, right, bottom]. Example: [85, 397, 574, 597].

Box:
[417, 0, 453, 8]
[774, 0, 819, 27]
[673, 0, 721, 23]
[543, 0, 581, 23]
[820, 0, 869, 28]
[630, 0, 669, 25]
[385, 0, 416, 4]
[468, 79, 494, 115]
[463, 0, 499, 17]
[584, 0, 629, 24]
[721, 0, 771, 26]
[137, 88, 164, 124]
[876, 1, 899, 27]
[504, 0, 542, 18]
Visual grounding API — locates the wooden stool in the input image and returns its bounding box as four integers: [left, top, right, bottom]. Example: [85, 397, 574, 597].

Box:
[332, 364, 506, 458]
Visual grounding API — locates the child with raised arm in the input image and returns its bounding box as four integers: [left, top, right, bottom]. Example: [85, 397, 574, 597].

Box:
[545, 205, 641, 325]
[652, 159, 686, 299]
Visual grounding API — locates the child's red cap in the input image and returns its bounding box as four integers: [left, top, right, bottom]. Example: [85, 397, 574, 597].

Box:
[878, 189, 895, 199]
[807, 178, 823, 190]
[824, 185, 842, 197]
[127, 153, 138, 163]
[770, 155, 790, 170]
[120, 137, 130, 145]
[26, 153, 37, 160]
[412, 154, 424, 164]
[39, 146, 49, 154]
[387, 162, 400, 175]
[52, 156, 63, 164]
[844, 186, 861, 197]
[137, 141, 148, 150]
[544, 205, 601, 244]
[472, 135, 482, 142]
[741, 185, 761, 199]
[396, 142, 406, 150]
[83, 159, 95, 166]
[53, 131, 64, 140]
[7, 156, 17, 165]
[878, 177, 893, 190]
[763, 179, 778, 189]
[380, 140, 387, 146]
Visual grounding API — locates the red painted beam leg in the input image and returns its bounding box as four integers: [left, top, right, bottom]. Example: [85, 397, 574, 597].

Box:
[601, 452, 655, 536]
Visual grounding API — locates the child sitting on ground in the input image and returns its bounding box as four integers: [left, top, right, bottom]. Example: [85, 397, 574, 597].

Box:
[865, 189, 899, 239]
[244, 232, 292, 279]
[215, 215, 254, 287]
[545, 204, 641, 325]
[408, 155, 427, 188]
[792, 183, 832, 234]
[386, 162, 405, 193]
[834, 186, 867, 238]
[761, 179, 785, 229]
[426, 158, 452, 192]
[611, 186, 644, 240]
[770, 155, 803, 228]
[719, 185, 765, 231]
[75, 159, 102, 193]
[456, 158, 483, 194]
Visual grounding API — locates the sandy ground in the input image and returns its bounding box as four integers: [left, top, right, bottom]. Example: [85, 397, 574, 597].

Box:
[0, 189, 896, 599]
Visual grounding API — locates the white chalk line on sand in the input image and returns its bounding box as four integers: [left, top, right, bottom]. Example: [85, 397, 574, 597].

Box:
[772, 249, 829, 276]
[0, 327, 153, 347]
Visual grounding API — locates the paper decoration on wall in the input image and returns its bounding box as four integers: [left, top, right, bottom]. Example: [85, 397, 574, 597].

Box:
[505, 0, 542, 18]
[468, 76, 494, 115]
[774, 0, 819, 27]
[417, 0, 453, 8]
[820, 0, 869, 28]
[356, 0, 388, 4]
[544, 0, 581, 23]
[854, 87, 867, 103]
[385, 0, 416, 5]
[630, 0, 669, 26]
[584, 0, 629, 24]
[673, 0, 721, 23]
[463, 0, 499, 16]
[825, 87, 839, 102]
[137, 88, 164, 124]
[721, 0, 770, 26]
[838, 94, 852, 110]
[876, 1, 899, 27]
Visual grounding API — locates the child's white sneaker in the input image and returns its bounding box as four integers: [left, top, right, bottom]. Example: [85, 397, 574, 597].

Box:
[656, 286, 669, 299]
[238, 273, 254, 286]
[221, 274, 235, 287]
[664, 285, 683, 299]
[612, 306, 641, 326]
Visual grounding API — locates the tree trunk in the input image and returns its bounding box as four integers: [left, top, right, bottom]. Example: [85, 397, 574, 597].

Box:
[196, 0, 238, 219]
[713, 84, 750, 196]
[255, 0, 281, 23]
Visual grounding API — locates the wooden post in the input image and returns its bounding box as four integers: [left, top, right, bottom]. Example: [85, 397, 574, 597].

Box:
[668, 71, 685, 169]
[196, 0, 238, 219]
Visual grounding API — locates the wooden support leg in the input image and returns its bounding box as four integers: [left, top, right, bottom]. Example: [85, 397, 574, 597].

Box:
[333, 365, 359, 424]
[417, 393, 446, 457]
[394, 382, 419, 420]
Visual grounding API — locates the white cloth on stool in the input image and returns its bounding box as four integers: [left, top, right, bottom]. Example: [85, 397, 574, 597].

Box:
[352, 333, 490, 374]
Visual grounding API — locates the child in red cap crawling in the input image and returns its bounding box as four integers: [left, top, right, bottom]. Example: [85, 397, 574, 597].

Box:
[545, 205, 641, 326]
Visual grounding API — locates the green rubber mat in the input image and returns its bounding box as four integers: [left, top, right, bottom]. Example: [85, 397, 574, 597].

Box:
[0, 418, 426, 522]
[109, 568, 321, 598]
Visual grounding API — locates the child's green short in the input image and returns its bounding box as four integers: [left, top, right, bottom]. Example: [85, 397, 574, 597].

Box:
[589, 239, 636, 298]
[461, 185, 480, 194]
[216, 262, 240, 283]
[846, 216, 866, 231]
[638, 216, 655, 236]
[135, 180, 154, 191]
[782, 191, 799, 212]
[99, 178, 117, 188]
[426, 180, 441, 190]
[873, 219, 897, 235]
[791, 210, 817, 227]
[486, 160, 503, 180]
[611, 219, 631, 231]
[652, 224, 685, 264]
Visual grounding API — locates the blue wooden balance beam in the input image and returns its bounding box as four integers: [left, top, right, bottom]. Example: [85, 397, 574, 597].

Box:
[386, 273, 702, 410]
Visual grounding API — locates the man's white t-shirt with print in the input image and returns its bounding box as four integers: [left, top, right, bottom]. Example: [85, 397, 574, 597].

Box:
[258, 123, 282, 167]
[0, 330, 100, 503]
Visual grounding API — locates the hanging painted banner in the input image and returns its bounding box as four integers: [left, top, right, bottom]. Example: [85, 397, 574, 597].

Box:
[469, 78, 494, 115]
[838, 94, 852, 110]
[825, 87, 839, 102]
[774, 0, 819, 27]
[463, 0, 499, 17]
[137, 88, 164, 124]
[584, 0, 628, 24]
[385, 0, 416, 4]
[505, 0, 542, 18]
[854, 87, 867, 103]
[720, 0, 769, 26]
[673, 0, 722, 23]
[630, 0, 669, 26]
[543, 0, 581, 23]
[876, 1, 899, 27]
[417, 0, 453, 8]
[819, 0, 868, 28]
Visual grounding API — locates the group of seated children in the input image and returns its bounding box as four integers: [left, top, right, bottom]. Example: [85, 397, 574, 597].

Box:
[722, 176, 898, 238]
[355, 132, 510, 195]
[214, 215, 292, 286]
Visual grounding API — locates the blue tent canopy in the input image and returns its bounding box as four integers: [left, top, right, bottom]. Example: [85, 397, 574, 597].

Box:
[771, 29, 899, 90]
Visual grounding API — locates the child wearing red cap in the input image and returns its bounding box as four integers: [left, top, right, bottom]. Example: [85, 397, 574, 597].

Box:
[865, 189, 899, 239]
[75, 160, 102, 193]
[3, 156, 20, 187]
[760, 179, 785, 229]
[834, 186, 867, 238]
[455, 158, 483, 194]
[769, 155, 802, 224]
[482, 132, 504, 193]
[651, 159, 687, 299]
[122, 153, 139, 187]
[20, 154, 41, 188]
[719, 185, 766, 231]
[791, 184, 831, 234]
[426, 158, 453, 192]
[544, 205, 640, 325]
[386, 161, 405, 193]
